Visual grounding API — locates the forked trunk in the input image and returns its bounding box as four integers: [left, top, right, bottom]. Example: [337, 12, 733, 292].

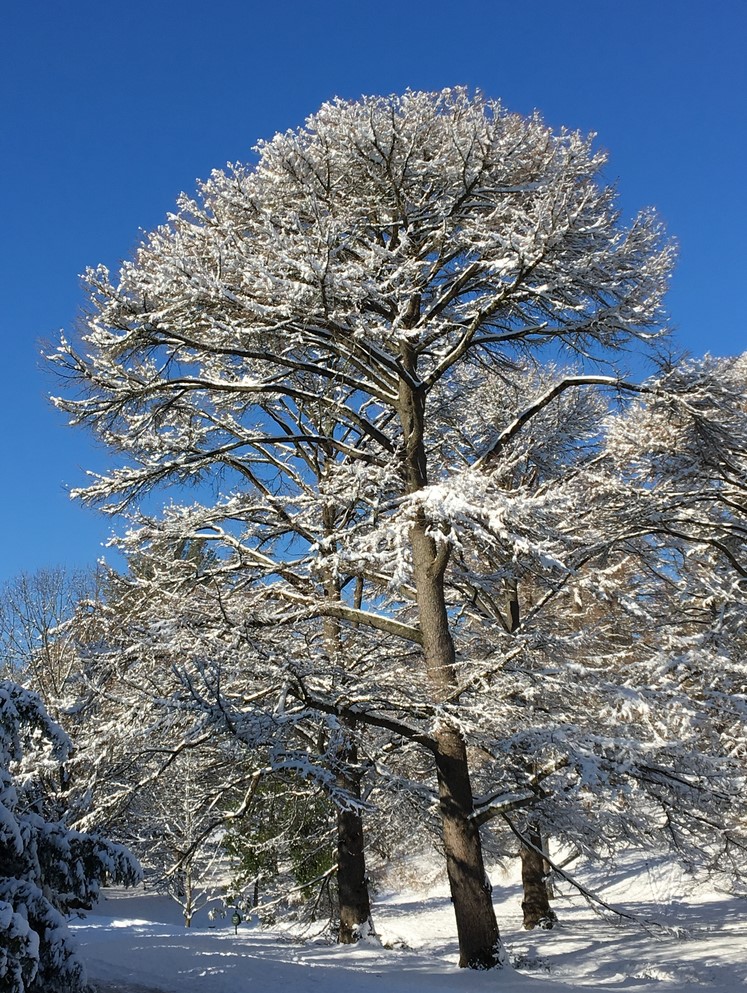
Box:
[397, 349, 501, 967]
[182, 867, 194, 928]
[411, 522, 502, 968]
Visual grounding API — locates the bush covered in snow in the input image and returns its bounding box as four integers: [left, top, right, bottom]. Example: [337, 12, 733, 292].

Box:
[0, 680, 140, 993]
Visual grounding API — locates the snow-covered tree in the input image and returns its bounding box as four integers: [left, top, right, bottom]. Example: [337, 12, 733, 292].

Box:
[0, 680, 139, 993]
[52, 88, 674, 968]
[0, 568, 99, 717]
[130, 748, 228, 927]
[54, 552, 376, 936]
[459, 355, 747, 920]
[222, 773, 338, 924]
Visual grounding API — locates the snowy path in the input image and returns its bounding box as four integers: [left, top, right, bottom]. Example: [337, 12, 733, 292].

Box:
[74, 855, 747, 993]
[94, 985, 167, 993]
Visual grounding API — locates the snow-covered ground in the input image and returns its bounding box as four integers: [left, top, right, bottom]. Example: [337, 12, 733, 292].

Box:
[72, 854, 747, 993]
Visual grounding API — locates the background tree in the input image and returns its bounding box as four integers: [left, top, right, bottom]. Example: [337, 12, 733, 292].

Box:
[222, 774, 338, 925]
[58, 550, 380, 933]
[132, 749, 228, 927]
[0, 567, 98, 716]
[458, 356, 747, 917]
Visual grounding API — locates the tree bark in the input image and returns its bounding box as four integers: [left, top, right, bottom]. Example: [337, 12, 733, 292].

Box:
[183, 867, 194, 928]
[398, 349, 502, 968]
[411, 522, 502, 967]
[321, 532, 373, 944]
[504, 581, 558, 928]
[520, 826, 557, 930]
[336, 742, 373, 943]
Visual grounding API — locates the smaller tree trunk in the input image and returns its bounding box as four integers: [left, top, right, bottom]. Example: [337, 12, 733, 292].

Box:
[520, 826, 557, 930]
[183, 867, 194, 928]
[337, 805, 372, 943]
[336, 742, 373, 944]
[321, 515, 374, 944]
[505, 582, 557, 929]
[542, 836, 555, 900]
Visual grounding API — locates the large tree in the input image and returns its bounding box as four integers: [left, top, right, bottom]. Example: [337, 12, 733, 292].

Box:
[53, 88, 673, 968]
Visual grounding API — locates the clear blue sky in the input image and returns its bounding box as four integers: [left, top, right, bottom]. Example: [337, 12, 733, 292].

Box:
[2, 0, 745, 583]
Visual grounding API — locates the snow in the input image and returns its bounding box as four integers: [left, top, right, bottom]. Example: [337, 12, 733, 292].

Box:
[71, 854, 747, 993]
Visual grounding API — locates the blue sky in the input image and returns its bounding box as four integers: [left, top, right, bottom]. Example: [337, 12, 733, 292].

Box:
[2, 0, 745, 583]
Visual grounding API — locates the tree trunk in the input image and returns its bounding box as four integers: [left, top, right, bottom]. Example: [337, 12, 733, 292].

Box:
[321, 538, 373, 944]
[398, 350, 502, 969]
[336, 744, 373, 943]
[520, 826, 557, 930]
[542, 834, 555, 900]
[183, 867, 194, 928]
[412, 522, 502, 967]
[504, 583, 558, 928]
